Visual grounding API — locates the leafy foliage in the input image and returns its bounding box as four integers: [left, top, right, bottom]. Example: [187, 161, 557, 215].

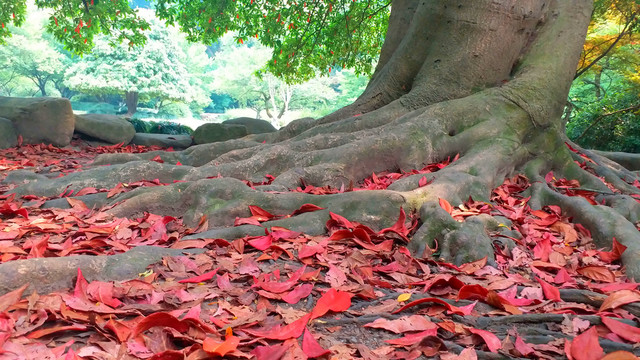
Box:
[0, 6, 72, 97]
[568, 0, 640, 151]
[64, 11, 212, 114]
[1, 0, 389, 82]
[155, 0, 389, 82]
[36, 0, 151, 54]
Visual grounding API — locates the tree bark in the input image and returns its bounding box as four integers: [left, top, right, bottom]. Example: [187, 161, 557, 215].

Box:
[125, 90, 139, 115]
[8, 0, 640, 283]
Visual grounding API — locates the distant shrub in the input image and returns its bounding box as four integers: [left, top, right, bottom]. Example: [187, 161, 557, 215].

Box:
[157, 102, 192, 119]
[567, 89, 640, 153]
[127, 118, 193, 135]
[71, 101, 118, 114]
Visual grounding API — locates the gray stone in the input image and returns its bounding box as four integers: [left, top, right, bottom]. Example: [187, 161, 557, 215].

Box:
[0, 97, 74, 146]
[130, 133, 193, 149]
[74, 113, 135, 145]
[0, 117, 17, 149]
[223, 117, 277, 134]
[2, 169, 48, 185]
[193, 123, 248, 144]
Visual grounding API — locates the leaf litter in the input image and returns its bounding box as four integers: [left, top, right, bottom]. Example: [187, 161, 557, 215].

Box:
[0, 140, 638, 359]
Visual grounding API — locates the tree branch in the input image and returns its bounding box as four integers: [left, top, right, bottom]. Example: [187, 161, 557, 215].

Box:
[574, 12, 637, 79]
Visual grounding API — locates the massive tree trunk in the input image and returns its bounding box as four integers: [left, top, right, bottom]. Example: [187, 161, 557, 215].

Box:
[8, 0, 640, 281]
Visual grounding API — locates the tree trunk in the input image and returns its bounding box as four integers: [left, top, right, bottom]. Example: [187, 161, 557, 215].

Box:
[125, 90, 139, 116]
[8, 0, 640, 281]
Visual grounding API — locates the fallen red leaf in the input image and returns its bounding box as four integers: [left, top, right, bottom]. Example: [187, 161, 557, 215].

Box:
[467, 327, 501, 352]
[364, 315, 437, 334]
[310, 288, 353, 319]
[392, 297, 466, 315]
[536, 277, 561, 302]
[178, 268, 219, 283]
[132, 312, 190, 337]
[598, 238, 627, 263]
[251, 343, 290, 360]
[248, 234, 273, 250]
[570, 326, 603, 360]
[255, 265, 306, 293]
[384, 329, 439, 346]
[514, 335, 534, 356]
[281, 283, 314, 304]
[601, 316, 640, 343]
[86, 281, 123, 308]
[249, 205, 276, 221]
[244, 313, 311, 340]
[302, 327, 330, 358]
[379, 207, 409, 240]
[291, 203, 325, 216]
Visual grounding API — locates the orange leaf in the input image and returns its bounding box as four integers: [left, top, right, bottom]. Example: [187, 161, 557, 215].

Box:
[459, 256, 487, 274]
[599, 290, 640, 312]
[577, 266, 615, 283]
[27, 324, 88, 339]
[600, 351, 639, 360]
[0, 284, 28, 312]
[203, 330, 240, 356]
[439, 198, 453, 214]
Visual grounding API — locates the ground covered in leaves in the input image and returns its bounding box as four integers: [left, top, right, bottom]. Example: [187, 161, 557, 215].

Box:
[0, 140, 639, 360]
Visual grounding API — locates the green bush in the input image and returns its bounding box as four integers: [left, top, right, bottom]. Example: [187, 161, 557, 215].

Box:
[567, 87, 640, 153]
[127, 118, 193, 135]
[157, 102, 192, 119]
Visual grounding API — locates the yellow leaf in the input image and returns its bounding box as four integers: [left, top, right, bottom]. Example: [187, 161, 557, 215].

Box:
[397, 293, 411, 302]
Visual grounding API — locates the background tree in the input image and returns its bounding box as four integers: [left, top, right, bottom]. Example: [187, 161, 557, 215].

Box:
[0, 4, 70, 97]
[4, 0, 640, 283]
[64, 11, 211, 115]
[209, 34, 342, 125]
[566, 0, 640, 151]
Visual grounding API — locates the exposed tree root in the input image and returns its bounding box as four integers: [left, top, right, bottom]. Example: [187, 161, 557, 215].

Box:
[5, 87, 640, 281]
[0, 246, 204, 295]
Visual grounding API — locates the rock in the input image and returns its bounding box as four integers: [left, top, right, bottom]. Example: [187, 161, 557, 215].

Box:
[223, 117, 277, 134]
[0, 96, 74, 146]
[130, 133, 193, 149]
[0, 117, 17, 149]
[193, 123, 248, 144]
[2, 169, 49, 185]
[74, 113, 136, 145]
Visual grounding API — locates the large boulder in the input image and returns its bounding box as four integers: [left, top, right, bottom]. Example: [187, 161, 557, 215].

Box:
[74, 113, 136, 145]
[222, 117, 277, 134]
[0, 117, 17, 149]
[0, 97, 74, 146]
[130, 133, 193, 149]
[193, 123, 248, 145]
